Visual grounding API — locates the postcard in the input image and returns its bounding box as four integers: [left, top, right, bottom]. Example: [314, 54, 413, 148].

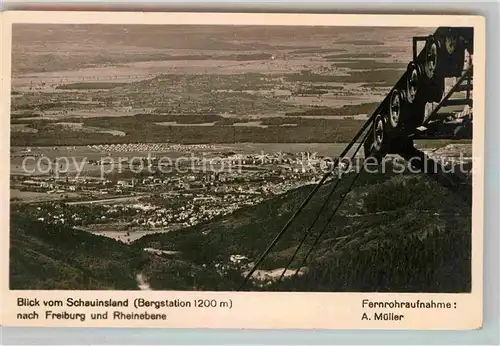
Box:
[0, 11, 485, 329]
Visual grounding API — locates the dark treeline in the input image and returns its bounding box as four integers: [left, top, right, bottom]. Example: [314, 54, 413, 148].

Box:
[10, 213, 146, 290]
[11, 117, 365, 146]
[265, 229, 471, 293]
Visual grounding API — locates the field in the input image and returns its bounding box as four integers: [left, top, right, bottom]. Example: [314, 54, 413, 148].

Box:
[10, 24, 434, 146]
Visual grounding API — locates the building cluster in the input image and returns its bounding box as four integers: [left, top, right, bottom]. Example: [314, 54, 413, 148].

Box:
[87, 143, 224, 153]
[17, 186, 269, 230]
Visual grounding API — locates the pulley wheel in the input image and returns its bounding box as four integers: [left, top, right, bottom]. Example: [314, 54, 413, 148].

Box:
[373, 114, 385, 152]
[444, 33, 458, 55]
[406, 62, 422, 104]
[439, 28, 466, 77]
[389, 88, 404, 129]
[424, 35, 440, 79]
[363, 114, 387, 163]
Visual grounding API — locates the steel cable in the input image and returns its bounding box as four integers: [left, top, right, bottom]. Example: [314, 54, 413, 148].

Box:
[277, 127, 372, 282]
[291, 147, 372, 279]
[237, 115, 375, 290]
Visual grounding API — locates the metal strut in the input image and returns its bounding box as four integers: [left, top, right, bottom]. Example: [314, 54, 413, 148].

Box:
[422, 64, 473, 127]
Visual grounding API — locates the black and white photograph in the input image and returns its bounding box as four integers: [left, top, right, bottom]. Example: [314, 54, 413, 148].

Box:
[8, 21, 477, 294]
